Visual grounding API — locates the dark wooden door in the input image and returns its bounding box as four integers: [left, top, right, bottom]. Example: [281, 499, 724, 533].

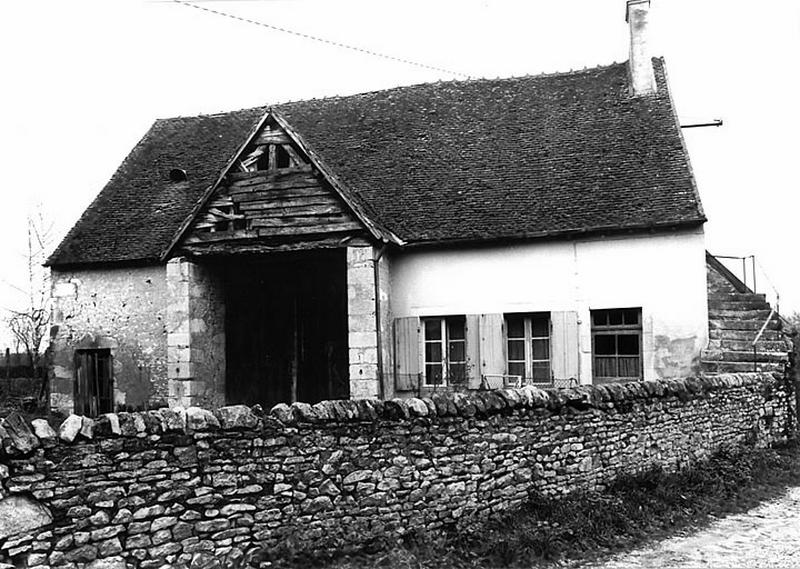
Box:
[74, 349, 113, 416]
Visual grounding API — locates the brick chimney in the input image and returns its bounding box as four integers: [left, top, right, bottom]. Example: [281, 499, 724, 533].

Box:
[626, 0, 656, 95]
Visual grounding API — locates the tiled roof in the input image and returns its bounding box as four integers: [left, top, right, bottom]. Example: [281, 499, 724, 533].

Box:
[46, 109, 266, 267]
[47, 59, 704, 266]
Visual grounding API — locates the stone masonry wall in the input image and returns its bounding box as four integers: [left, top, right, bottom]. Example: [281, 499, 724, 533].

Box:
[346, 246, 380, 399]
[1, 372, 790, 568]
[166, 258, 226, 409]
[49, 266, 169, 413]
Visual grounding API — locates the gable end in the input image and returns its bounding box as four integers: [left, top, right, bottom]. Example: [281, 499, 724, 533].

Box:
[175, 115, 375, 256]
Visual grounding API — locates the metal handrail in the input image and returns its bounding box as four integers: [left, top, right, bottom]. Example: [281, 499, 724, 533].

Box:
[754, 257, 781, 316]
[713, 254, 757, 292]
[752, 307, 778, 373]
[712, 253, 781, 315]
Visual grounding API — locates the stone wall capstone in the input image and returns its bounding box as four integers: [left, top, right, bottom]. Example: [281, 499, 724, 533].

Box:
[0, 372, 790, 568]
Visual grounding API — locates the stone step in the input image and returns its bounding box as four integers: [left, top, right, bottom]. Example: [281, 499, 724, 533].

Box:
[701, 349, 789, 363]
[709, 328, 785, 341]
[707, 300, 772, 311]
[708, 318, 781, 332]
[706, 338, 792, 352]
[701, 360, 786, 374]
[708, 308, 773, 320]
[708, 292, 767, 302]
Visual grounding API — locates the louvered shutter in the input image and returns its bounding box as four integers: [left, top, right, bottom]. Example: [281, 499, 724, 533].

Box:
[394, 317, 421, 391]
[551, 311, 580, 384]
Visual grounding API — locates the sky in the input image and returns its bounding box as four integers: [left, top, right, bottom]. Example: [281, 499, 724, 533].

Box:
[0, 0, 798, 347]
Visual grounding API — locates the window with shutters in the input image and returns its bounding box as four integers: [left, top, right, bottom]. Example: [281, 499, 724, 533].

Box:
[505, 313, 551, 384]
[591, 308, 642, 381]
[422, 316, 466, 386]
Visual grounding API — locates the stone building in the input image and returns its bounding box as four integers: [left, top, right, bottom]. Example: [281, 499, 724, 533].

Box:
[46, 1, 719, 414]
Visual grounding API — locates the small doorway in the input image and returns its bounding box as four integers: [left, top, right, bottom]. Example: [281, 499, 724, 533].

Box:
[74, 349, 113, 416]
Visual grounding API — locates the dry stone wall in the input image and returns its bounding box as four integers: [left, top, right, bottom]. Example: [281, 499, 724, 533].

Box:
[0, 372, 791, 568]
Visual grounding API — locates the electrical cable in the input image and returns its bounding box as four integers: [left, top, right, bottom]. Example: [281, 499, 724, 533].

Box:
[171, 0, 471, 78]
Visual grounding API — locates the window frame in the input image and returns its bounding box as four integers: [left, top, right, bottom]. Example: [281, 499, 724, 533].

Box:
[505, 312, 552, 384]
[591, 308, 643, 382]
[421, 316, 466, 387]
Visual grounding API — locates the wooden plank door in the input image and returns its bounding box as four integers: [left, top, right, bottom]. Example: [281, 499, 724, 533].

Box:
[74, 350, 113, 416]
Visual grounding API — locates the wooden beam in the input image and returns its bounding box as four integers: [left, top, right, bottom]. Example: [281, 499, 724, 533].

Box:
[236, 196, 340, 210]
[250, 215, 354, 228]
[228, 172, 318, 191]
[282, 144, 305, 167]
[233, 188, 330, 203]
[208, 207, 245, 220]
[256, 222, 363, 236]
[255, 131, 291, 145]
[178, 234, 369, 256]
[226, 165, 313, 183]
[184, 229, 260, 243]
[238, 203, 342, 216]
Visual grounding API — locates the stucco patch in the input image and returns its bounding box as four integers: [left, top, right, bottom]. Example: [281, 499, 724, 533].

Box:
[654, 335, 701, 379]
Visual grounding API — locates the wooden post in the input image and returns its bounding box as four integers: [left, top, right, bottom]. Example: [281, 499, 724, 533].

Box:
[5, 347, 9, 380]
[290, 295, 298, 404]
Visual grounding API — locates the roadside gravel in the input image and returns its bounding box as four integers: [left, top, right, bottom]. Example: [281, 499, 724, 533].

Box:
[583, 486, 800, 569]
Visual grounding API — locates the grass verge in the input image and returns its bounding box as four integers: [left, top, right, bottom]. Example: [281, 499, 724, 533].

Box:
[273, 441, 800, 569]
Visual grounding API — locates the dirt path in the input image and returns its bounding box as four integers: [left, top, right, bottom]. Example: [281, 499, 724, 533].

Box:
[581, 486, 800, 568]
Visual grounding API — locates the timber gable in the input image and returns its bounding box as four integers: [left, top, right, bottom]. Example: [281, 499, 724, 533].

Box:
[178, 115, 371, 256]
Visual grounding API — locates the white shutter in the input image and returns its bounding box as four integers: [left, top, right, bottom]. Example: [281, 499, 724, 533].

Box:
[465, 314, 481, 389]
[551, 311, 580, 383]
[479, 313, 505, 386]
[394, 317, 421, 391]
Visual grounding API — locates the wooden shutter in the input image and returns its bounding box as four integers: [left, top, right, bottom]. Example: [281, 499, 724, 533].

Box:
[74, 351, 89, 415]
[479, 313, 505, 387]
[551, 311, 580, 383]
[465, 314, 481, 389]
[394, 317, 421, 391]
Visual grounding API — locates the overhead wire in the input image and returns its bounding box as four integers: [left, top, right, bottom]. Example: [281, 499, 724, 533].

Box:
[170, 0, 471, 78]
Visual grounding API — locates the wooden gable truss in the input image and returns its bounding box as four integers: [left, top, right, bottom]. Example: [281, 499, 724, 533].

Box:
[176, 116, 373, 256]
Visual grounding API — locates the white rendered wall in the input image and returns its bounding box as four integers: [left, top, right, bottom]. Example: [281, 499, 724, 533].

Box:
[389, 228, 708, 383]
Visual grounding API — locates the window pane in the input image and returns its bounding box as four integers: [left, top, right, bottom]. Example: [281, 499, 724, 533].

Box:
[532, 338, 549, 360]
[425, 342, 442, 363]
[609, 310, 623, 325]
[508, 339, 525, 361]
[426, 364, 443, 385]
[508, 362, 525, 379]
[618, 334, 640, 355]
[623, 309, 640, 325]
[592, 311, 607, 327]
[449, 341, 465, 362]
[447, 317, 465, 340]
[424, 319, 441, 340]
[531, 315, 549, 337]
[532, 361, 550, 382]
[594, 334, 616, 356]
[594, 357, 617, 377]
[506, 316, 525, 338]
[449, 363, 467, 384]
[618, 357, 640, 377]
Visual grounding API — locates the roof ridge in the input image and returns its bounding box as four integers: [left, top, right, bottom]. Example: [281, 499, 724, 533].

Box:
[154, 61, 628, 123]
[273, 60, 626, 105]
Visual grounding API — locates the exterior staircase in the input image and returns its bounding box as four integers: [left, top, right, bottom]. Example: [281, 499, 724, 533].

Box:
[701, 253, 791, 374]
